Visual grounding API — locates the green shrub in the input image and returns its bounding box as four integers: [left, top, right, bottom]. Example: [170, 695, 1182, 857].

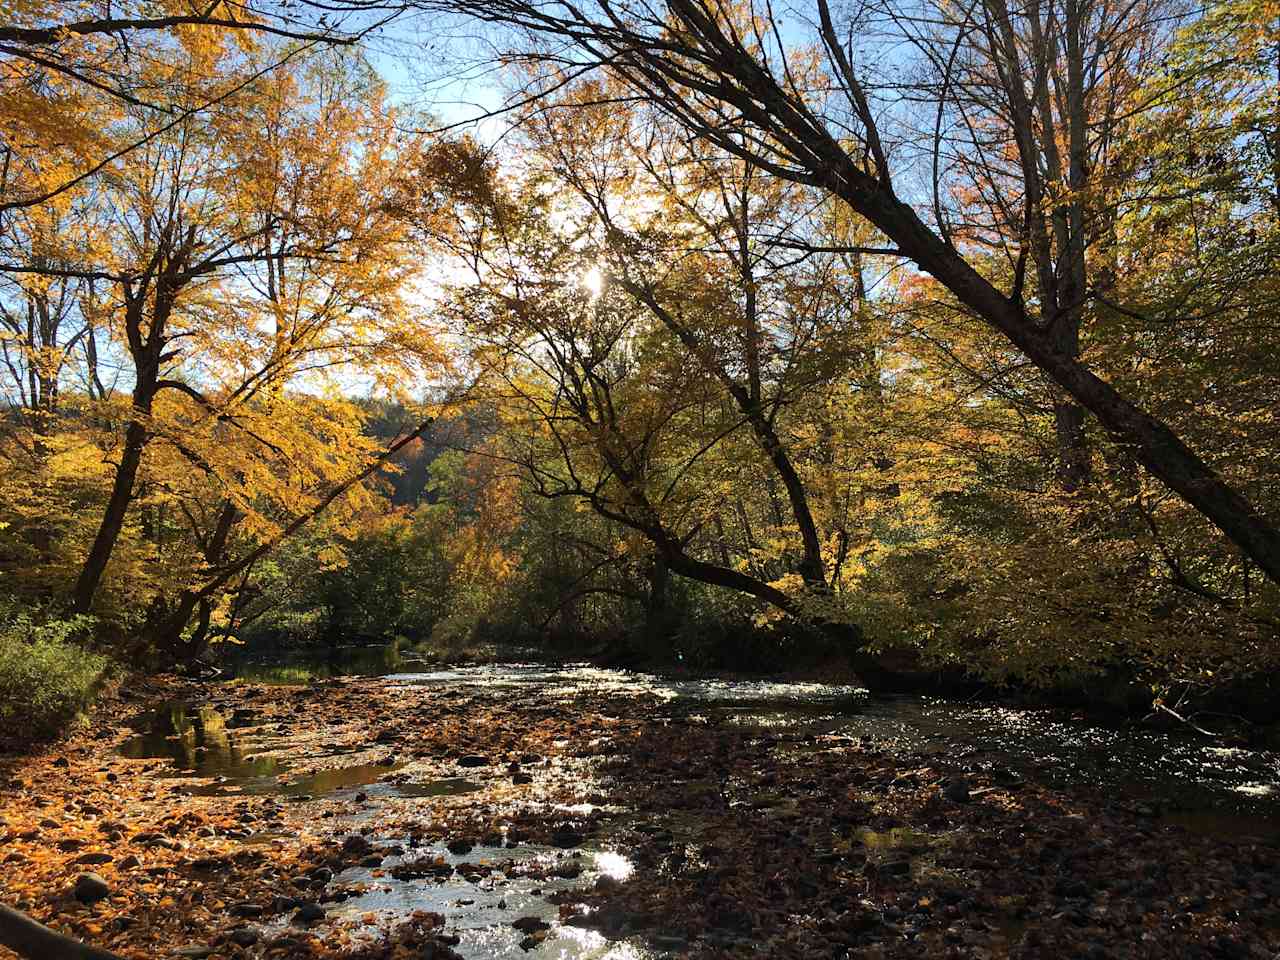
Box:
[0, 599, 110, 739]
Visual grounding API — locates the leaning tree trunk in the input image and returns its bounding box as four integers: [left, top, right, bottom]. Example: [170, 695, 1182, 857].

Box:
[436, 0, 1280, 585]
[0, 904, 125, 960]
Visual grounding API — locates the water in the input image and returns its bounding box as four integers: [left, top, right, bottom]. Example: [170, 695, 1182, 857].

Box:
[118, 700, 483, 800]
[131, 665, 1280, 826]
[117, 663, 1280, 959]
[220, 644, 423, 684]
[320, 840, 658, 959]
[382, 664, 1280, 828]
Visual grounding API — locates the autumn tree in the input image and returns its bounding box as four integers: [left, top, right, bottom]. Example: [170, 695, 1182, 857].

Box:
[422, 0, 1280, 587]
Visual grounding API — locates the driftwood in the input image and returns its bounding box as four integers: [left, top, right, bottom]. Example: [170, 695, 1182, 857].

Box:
[0, 903, 127, 960]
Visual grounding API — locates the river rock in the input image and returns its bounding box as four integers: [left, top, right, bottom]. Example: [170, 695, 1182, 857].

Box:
[73, 871, 110, 903]
[423, 940, 464, 960]
[551, 829, 584, 848]
[228, 927, 260, 947]
[943, 778, 971, 803]
[173, 946, 213, 958]
[294, 902, 325, 923]
[512, 917, 550, 934]
[341, 834, 373, 856]
[458, 755, 488, 768]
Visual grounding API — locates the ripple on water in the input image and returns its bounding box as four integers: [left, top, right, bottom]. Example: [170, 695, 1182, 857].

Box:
[325, 841, 657, 959]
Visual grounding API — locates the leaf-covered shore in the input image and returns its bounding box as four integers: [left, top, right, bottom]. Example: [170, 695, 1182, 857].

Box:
[2, 675, 1277, 960]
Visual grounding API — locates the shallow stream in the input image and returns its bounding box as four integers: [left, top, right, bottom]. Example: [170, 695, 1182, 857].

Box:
[118, 662, 1280, 958]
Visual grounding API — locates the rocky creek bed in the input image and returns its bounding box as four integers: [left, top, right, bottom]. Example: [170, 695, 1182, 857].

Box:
[2, 665, 1280, 959]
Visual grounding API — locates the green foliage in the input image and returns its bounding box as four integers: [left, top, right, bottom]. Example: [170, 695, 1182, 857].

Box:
[0, 599, 111, 739]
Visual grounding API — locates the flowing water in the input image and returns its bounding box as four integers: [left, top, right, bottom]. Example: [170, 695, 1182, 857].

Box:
[118, 662, 1280, 958]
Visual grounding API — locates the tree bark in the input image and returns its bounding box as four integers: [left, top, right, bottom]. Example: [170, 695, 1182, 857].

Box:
[72, 416, 150, 614]
[0, 904, 125, 960]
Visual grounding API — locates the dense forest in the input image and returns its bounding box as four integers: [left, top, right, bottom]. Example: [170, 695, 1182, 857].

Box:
[3, 0, 1280, 717]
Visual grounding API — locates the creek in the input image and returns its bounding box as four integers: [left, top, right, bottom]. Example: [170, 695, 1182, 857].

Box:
[117, 661, 1280, 958]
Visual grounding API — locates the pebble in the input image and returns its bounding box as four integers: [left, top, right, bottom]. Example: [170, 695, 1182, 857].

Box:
[342, 834, 373, 856]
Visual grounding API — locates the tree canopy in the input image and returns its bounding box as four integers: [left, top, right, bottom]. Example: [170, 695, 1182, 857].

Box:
[0, 0, 1277, 696]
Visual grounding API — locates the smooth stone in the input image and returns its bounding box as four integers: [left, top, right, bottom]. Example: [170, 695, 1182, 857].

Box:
[294, 902, 325, 923]
[228, 927, 260, 947]
[73, 872, 110, 904]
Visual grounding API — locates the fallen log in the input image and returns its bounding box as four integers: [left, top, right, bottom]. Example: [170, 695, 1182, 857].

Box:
[0, 903, 127, 960]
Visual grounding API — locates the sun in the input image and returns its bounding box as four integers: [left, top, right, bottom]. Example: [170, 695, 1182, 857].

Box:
[581, 265, 604, 299]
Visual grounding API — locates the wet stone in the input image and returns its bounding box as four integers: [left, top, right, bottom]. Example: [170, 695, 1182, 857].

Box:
[512, 916, 550, 934]
[551, 829, 585, 848]
[293, 902, 325, 923]
[227, 927, 260, 947]
[341, 834, 373, 856]
[74, 872, 110, 903]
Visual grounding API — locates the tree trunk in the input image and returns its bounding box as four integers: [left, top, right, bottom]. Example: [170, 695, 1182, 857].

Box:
[72, 416, 149, 614]
[644, 550, 671, 650]
[0, 904, 124, 960]
[1053, 398, 1091, 493]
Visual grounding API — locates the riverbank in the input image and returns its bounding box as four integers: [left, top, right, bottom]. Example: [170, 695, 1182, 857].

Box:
[2, 669, 1278, 959]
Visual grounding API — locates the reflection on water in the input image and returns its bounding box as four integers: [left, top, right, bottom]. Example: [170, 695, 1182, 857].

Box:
[390, 664, 1280, 831]
[593, 851, 635, 881]
[328, 840, 657, 960]
[119, 701, 481, 800]
[225, 643, 428, 684]
[119, 701, 288, 781]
